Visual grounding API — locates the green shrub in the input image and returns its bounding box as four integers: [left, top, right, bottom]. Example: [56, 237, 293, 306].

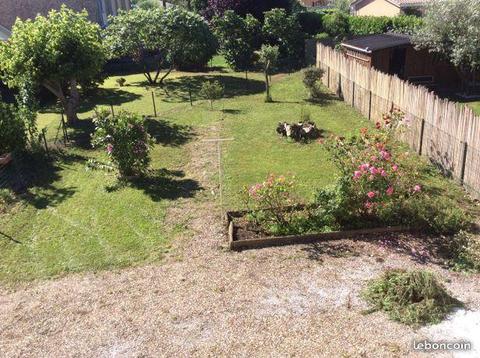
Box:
[199, 80, 224, 109]
[91, 109, 154, 178]
[0, 102, 27, 154]
[303, 67, 325, 100]
[363, 269, 460, 326]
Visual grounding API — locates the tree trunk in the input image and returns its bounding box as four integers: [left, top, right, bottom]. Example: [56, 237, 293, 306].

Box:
[264, 63, 272, 102]
[65, 79, 80, 124]
[42, 79, 79, 124]
[162, 0, 166, 8]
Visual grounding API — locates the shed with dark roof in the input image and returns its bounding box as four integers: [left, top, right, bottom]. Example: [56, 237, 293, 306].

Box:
[340, 33, 460, 89]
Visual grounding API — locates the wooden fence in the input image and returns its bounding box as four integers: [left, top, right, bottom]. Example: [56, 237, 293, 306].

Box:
[316, 43, 480, 199]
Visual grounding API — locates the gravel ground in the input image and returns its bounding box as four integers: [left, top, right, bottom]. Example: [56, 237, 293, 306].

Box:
[1, 127, 479, 358]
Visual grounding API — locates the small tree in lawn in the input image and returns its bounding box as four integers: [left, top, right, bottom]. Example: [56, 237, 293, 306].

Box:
[0, 6, 106, 123]
[91, 110, 154, 178]
[213, 10, 262, 79]
[413, 0, 480, 94]
[199, 80, 224, 109]
[257, 45, 279, 103]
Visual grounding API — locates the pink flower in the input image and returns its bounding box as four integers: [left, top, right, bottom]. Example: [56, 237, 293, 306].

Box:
[106, 144, 113, 154]
[364, 201, 373, 209]
[367, 191, 376, 199]
[370, 156, 378, 162]
[360, 163, 370, 171]
[369, 167, 378, 175]
[353, 170, 362, 180]
[380, 150, 391, 161]
[386, 186, 394, 196]
[380, 169, 387, 177]
[413, 185, 422, 193]
[368, 175, 375, 181]
[392, 164, 398, 172]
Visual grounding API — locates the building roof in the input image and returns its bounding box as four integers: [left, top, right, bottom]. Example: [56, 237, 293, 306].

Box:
[341, 33, 411, 54]
[351, 0, 431, 9]
[0, 24, 10, 41]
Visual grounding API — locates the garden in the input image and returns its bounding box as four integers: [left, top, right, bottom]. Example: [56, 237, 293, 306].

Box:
[0, 2, 479, 338]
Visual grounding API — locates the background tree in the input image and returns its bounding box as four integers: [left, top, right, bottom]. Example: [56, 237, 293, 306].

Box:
[213, 10, 262, 77]
[262, 8, 304, 68]
[257, 44, 279, 102]
[413, 0, 480, 93]
[205, 0, 296, 20]
[0, 6, 106, 123]
[159, 7, 218, 70]
[104, 9, 165, 85]
[329, 0, 351, 14]
[322, 10, 350, 44]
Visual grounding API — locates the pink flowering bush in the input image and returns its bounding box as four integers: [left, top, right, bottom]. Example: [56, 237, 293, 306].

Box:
[92, 109, 153, 178]
[317, 109, 469, 233]
[320, 111, 422, 224]
[243, 174, 296, 230]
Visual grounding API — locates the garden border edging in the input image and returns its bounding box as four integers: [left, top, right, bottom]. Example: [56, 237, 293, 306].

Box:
[226, 210, 412, 251]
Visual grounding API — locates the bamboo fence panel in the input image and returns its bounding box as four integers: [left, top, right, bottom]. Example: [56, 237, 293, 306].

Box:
[316, 43, 480, 198]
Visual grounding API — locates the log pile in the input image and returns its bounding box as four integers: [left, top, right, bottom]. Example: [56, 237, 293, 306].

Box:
[276, 122, 321, 142]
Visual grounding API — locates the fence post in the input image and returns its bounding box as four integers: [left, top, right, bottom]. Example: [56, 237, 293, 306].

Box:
[188, 86, 193, 106]
[352, 81, 355, 107]
[418, 119, 425, 155]
[368, 91, 372, 121]
[151, 91, 157, 117]
[327, 66, 330, 88]
[460, 141, 468, 185]
[337, 73, 342, 98]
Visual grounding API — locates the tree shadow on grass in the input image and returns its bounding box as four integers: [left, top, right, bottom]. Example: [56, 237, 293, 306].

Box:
[2, 151, 84, 209]
[67, 118, 95, 149]
[38, 88, 142, 115]
[305, 91, 339, 106]
[151, 75, 265, 103]
[107, 169, 202, 202]
[145, 117, 195, 147]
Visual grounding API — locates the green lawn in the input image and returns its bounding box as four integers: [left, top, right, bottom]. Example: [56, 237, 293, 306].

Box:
[0, 57, 473, 284]
[467, 101, 480, 116]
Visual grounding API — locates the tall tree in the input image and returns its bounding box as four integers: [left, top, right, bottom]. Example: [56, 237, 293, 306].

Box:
[213, 10, 262, 76]
[413, 0, 480, 93]
[0, 6, 106, 123]
[104, 9, 166, 85]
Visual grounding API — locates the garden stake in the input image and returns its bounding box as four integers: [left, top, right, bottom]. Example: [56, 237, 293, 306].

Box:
[188, 87, 193, 106]
[110, 104, 115, 118]
[152, 91, 157, 117]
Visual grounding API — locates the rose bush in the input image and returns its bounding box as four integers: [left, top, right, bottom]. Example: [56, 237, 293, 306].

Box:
[91, 109, 153, 178]
[317, 109, 469, 233]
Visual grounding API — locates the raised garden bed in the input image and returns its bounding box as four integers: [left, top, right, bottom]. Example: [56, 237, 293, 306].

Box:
[226, 210, 410, 251]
